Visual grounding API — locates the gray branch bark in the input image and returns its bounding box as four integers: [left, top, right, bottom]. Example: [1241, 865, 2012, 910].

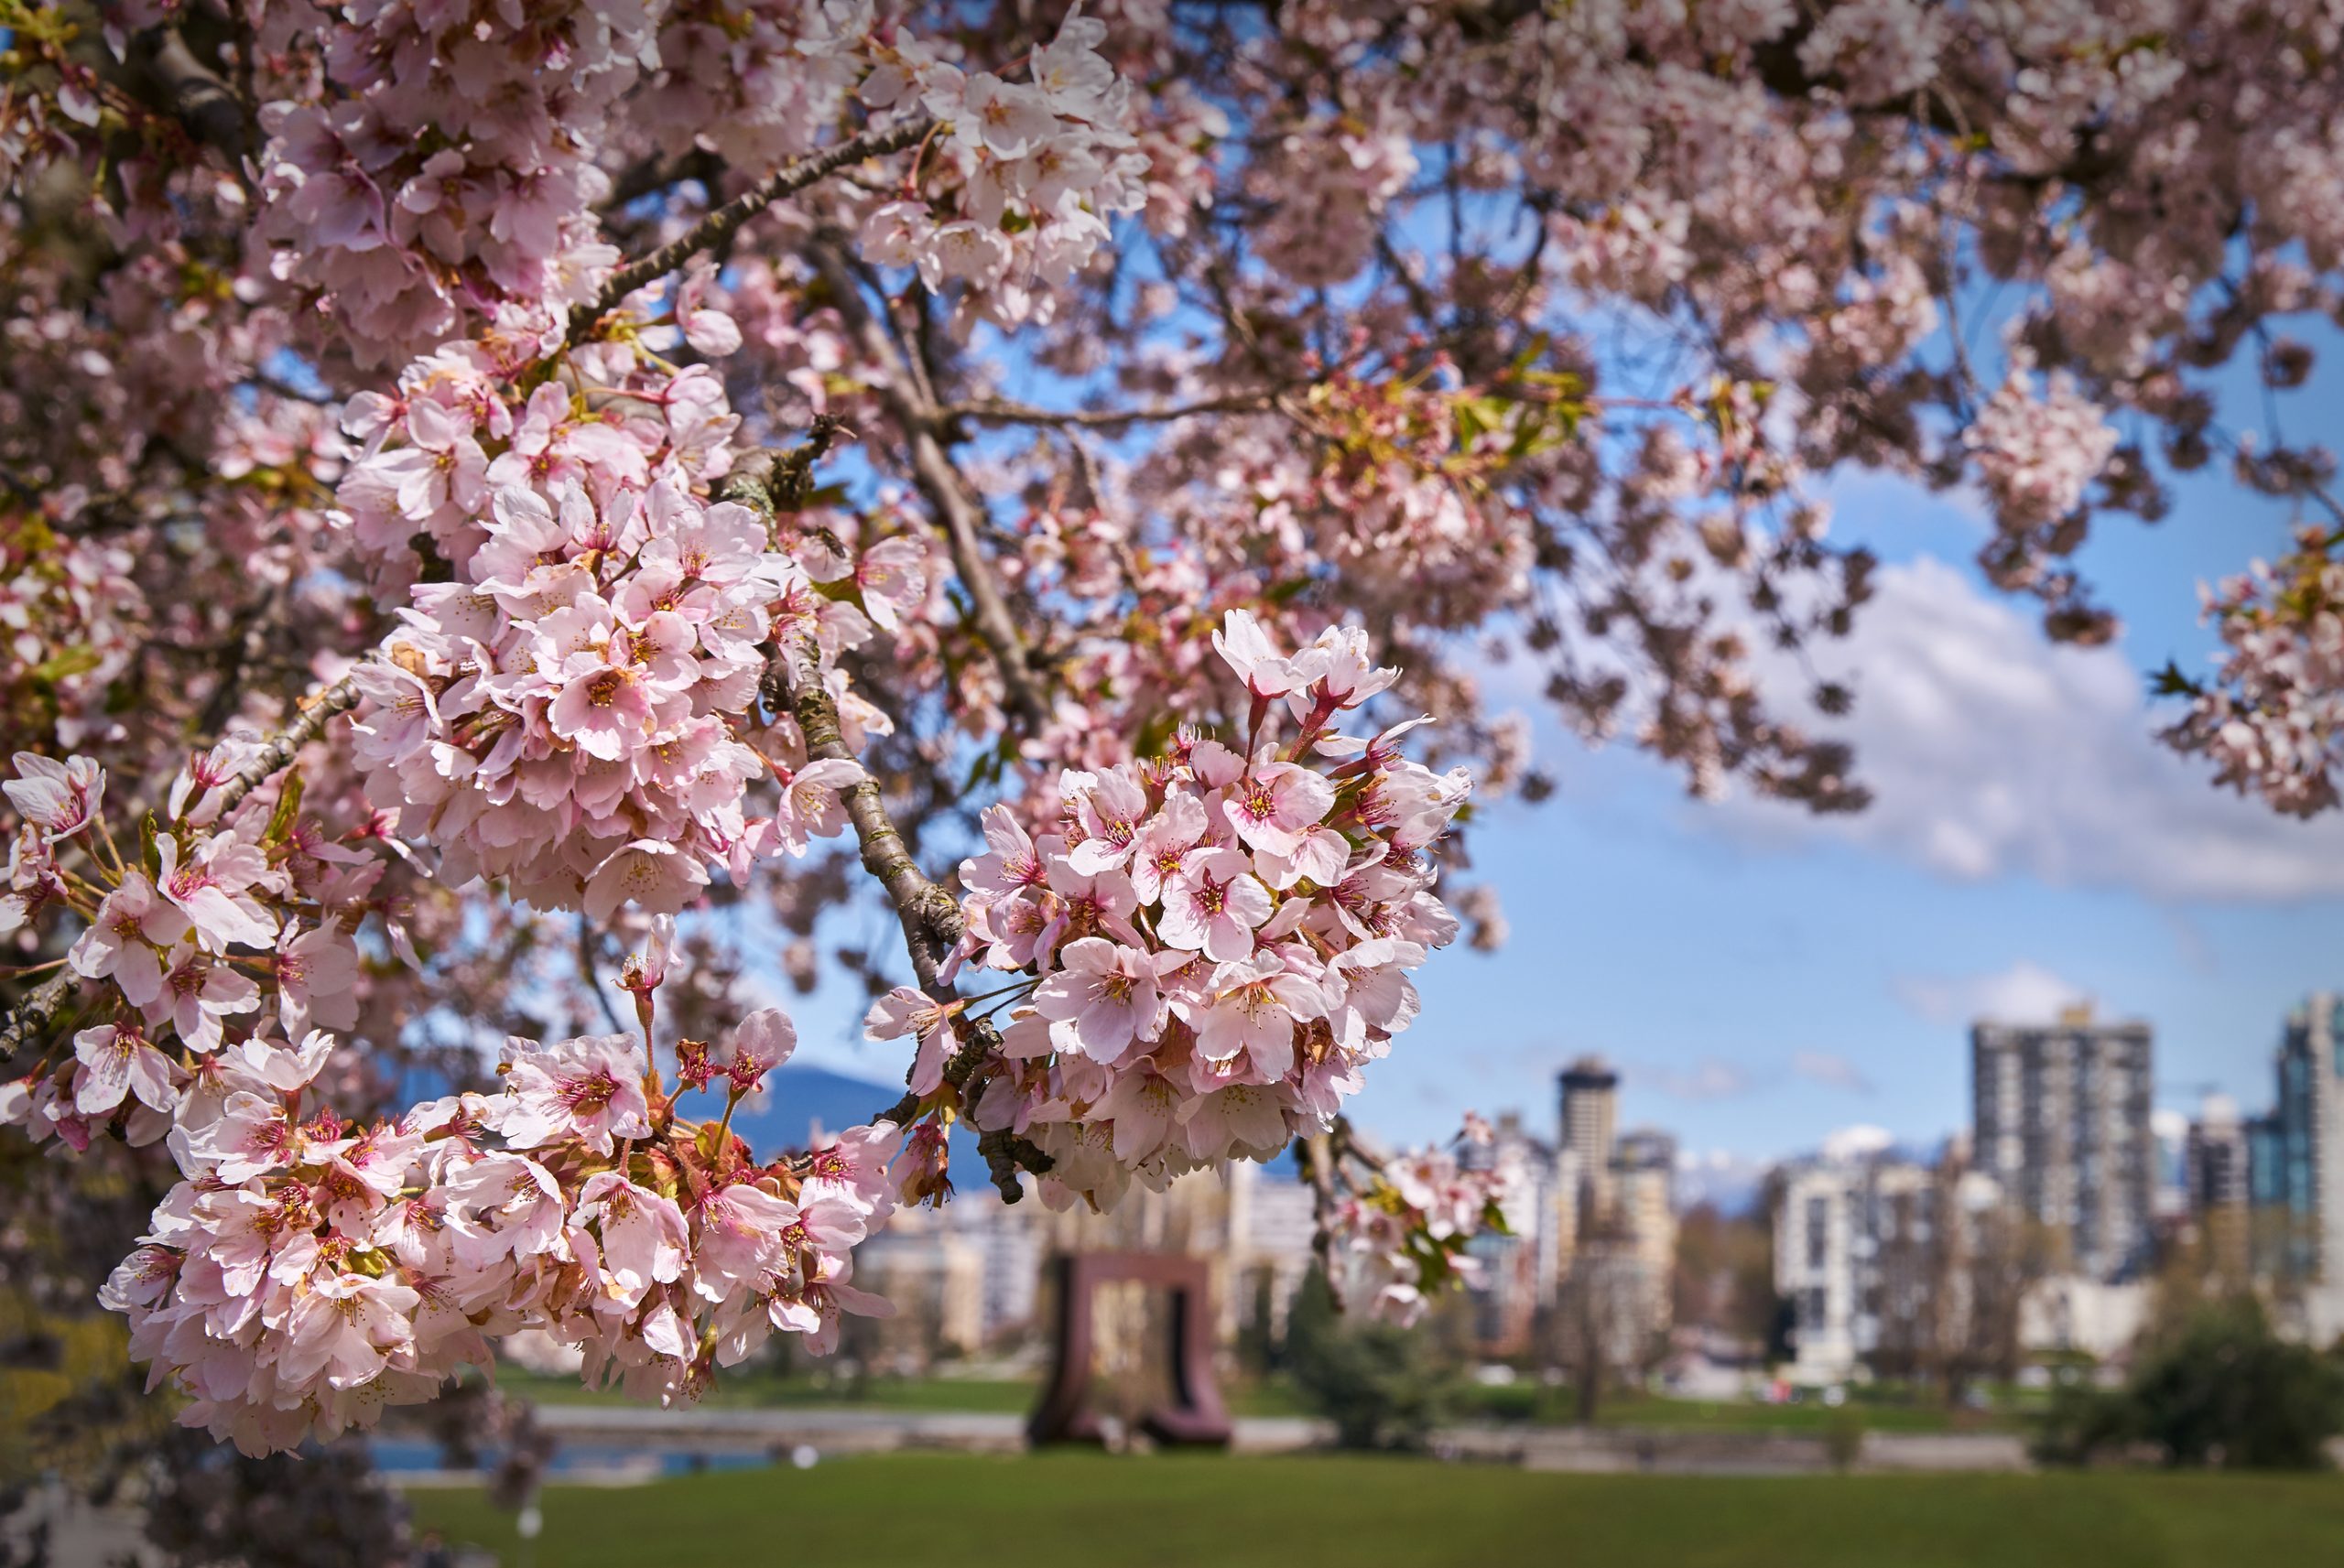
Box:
[570, 118, 934, 348]
[808, 241, 1053, 733]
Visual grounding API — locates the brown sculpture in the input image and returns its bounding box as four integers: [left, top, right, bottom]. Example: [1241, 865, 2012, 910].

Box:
[1026, 1252, 1233, 1448]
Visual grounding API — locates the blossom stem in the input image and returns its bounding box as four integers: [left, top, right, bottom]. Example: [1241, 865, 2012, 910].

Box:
[570, 116, 936, 349]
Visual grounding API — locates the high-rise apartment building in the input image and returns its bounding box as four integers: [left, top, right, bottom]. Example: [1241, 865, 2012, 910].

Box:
[2252, 994, 2344, 1333]
[1971, 1007, 2154, 1281]
[2185, 1094, 2251, 1282]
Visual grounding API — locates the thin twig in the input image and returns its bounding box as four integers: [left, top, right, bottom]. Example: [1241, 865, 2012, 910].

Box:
[578, 918, 627, 1035]
[937, 391, 1285, 429]
[570, 118, 934, 348]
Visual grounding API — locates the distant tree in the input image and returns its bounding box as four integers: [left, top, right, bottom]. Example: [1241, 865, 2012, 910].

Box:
[139, 1433, 413, 1568]
[2034, 1297, 2344, 1470]
[2131, 1298, 2344, 1469]
[1286, 1271, 1456, 1452]
[1545, 1240, 1665, 1424]
[1672, 1202, 1780, 1347]
[1954, 1206, 2058, 1396]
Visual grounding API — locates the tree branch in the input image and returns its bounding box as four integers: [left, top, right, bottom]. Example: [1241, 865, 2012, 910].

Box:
[128, 27, 255, 168]
[808, 240, 1052, 732]
[0, 970, 77, 1068]
[570, 118, 934, 349]
[721, 441, 1049, 1196]
[213, 674, 362, 820]
[717, 444, 965, 987]
[936, 390, 1286, 429]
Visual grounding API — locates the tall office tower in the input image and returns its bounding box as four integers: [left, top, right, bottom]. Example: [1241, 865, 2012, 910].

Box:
[1559, 1055, 1620, 1172]
[1559, 1055, 1621, 1225]
[1611, 1127, 1679, 1337]
[1971, 1005, 2155, 1281]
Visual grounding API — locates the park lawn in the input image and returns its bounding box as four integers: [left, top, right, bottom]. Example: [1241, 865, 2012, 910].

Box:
[1455, 1384, 2002, 1434]
[486, 1368, 2008, 1432]
[488, 1367, 1044, 1413]
[408, 1452, 2344, 1568]
[484, 1368, 1311, 1418]
[1590, 1392, 1982, 1434]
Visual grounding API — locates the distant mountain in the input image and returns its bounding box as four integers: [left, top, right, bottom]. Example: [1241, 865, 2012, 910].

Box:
[730, 1062, 903, 1150]
[1674, 1151, 1771, 1216]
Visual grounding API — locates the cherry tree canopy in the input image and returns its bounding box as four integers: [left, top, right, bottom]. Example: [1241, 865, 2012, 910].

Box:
[0, 0, 2338, 1457]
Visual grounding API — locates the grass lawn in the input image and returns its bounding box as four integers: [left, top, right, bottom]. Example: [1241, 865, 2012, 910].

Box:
[1451, 1384, 2011, 1433]
[485, 1368, 1314, 1418]
[488, 1368, 2018, 1433]
[489, 1367, 1047, 1413]
[409, 1452, 2344, 1567]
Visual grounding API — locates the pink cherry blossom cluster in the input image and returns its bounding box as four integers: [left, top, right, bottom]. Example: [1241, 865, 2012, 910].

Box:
[337, 300, 897, 914]
[0, 746, 385, 1154]
[0, 515, 146, 753]
[1328, 1130, 1515, 1328]
[1244, 114, 1416, 289]
[2165, 524, 2344, 816]
[867, 610, 1470, 1211]
[635, 1, 881, 174]
[83, 1007, 900, 1456]
[857, 5, 1146, 329]
[248, 0, 1148, 358]
[255, 0, 656, 362]
[1963, 366, 2122, 536]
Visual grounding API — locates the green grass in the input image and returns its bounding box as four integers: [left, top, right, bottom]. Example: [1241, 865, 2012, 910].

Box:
[490, 1367, 1043, 1413]
[1452, 1384, 2004, 1433]
[485, 1367, 1312, 1418]
[409, 1453, 2344, 1567]
[490, 1366, 2014, 1432]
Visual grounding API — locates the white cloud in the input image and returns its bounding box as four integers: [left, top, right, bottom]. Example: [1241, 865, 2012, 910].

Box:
[1718, 556, 2344, 902]
[1790, 1049, 1874, 1094]
[1894, 958, 2094, 1026]
[1638, 1058, 1757, 1101]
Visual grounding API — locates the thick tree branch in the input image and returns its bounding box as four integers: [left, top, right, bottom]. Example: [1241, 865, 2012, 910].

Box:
[718, 444, 965, 986]
[570, 118, 934, 348]
[809, 240, 1052, 732]
[129, 27, 255, 168]
[721, 441, 1048, 1195]
[1301, 1130, 1342, 1305]
[0, 970, 77, 1069]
